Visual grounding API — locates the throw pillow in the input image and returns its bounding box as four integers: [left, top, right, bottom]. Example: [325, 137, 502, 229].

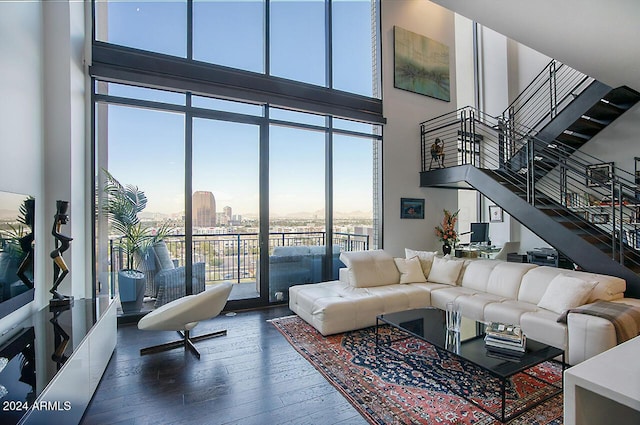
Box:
[405, 248, 438, 278]
[153, 241, 175, 271]
[339, 250, 400, 288]
[394, 256, 427, 284]
[427, 256, 465, 286]
[537, 274, 598, 314]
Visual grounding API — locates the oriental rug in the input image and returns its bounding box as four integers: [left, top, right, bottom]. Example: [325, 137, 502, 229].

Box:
[271, 315, 563, 425]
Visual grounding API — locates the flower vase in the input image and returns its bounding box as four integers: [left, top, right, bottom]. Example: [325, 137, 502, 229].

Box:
[442, 244, 452, 255]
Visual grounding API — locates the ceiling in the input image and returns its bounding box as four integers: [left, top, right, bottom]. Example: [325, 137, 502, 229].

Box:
[430, 0, 640, 91]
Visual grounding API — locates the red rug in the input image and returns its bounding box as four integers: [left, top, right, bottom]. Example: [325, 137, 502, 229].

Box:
[271, 315, 563, 424]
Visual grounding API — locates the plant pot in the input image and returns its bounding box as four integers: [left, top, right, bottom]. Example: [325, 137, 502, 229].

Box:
[118, 269, 146, 313]
[442, 244, 452, 255]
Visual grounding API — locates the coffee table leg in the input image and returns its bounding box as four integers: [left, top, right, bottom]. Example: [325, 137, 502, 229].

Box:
[501, 378, 506, 423]
[375, 318, 380, 351]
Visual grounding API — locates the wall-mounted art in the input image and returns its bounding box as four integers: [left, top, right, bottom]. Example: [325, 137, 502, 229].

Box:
[400, 198, 424, 219]
[586, 162, 613, 187]
[394, 26, 450, 101]
[489, 205, 503, 223]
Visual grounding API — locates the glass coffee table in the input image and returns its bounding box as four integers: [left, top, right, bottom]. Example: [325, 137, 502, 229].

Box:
[375, 308, 564, 423]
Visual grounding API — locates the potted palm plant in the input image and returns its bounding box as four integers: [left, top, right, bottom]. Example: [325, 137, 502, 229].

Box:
[103, 170, 168, 313]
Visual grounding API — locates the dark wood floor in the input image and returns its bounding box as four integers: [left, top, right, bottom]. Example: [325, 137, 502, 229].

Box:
[81, 306, 368, 425]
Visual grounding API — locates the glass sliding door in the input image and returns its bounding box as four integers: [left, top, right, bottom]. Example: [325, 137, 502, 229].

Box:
[192, 118, 261, 301]
[101, 104, 185, 315]
[269, 124, 326, 302]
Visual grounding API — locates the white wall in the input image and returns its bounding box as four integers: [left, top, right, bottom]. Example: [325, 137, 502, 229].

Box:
[477, 26, 508, 117]
[0, 0, 88, 331]
[0, 1, 45, 326]
[579, 102, 640, 178]
[430, 0, 640, 91]
[381, 0, 459, 257]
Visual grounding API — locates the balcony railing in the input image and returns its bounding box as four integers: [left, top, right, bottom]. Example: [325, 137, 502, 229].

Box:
[109, 231, 369, 287]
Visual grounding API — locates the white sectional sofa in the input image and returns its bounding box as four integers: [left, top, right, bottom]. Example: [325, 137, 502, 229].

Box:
[289, 249, 639, 365]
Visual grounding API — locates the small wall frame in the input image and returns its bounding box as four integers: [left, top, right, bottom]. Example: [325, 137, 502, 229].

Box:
[489, 205, 503, 222]
[400, 198, 424, 219]
[586, 162, 613, 187]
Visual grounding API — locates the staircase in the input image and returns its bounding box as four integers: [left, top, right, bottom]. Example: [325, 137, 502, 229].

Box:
[502, 60, 640, 179]
[419, 107, 640, 298]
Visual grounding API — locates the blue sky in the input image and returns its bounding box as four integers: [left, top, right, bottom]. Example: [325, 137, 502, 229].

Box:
[102, 1, 376, 217]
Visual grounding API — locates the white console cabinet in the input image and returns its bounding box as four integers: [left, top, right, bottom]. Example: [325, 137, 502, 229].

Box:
[564, 336, 640, 425]
[0, 297, 118, 425]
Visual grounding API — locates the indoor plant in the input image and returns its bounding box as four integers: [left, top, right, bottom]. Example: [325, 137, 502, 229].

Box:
[103, 170, 168, 313]
[434, 209, 459, 255]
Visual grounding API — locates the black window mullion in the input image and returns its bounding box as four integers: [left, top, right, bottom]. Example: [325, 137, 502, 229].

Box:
[326, 0, 332, 89]
[325, 117, 334, 279]
[187, 0, 193, 61]
[265, 0, 270, 76]
[185, 93, 194, 295]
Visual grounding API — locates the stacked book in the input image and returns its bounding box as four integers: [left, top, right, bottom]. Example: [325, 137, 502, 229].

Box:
[484, 322, 526, 359]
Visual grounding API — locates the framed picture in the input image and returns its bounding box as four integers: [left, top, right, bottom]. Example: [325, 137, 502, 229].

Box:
[489, 205, 503, 222]
[394, 26, 450, 101]
[590, 213, 609, 224]
[586, 162, 613, 187]
[400, 198, 424, 219]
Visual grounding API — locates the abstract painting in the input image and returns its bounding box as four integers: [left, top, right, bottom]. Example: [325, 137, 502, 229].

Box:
[394, 26, 450, 101]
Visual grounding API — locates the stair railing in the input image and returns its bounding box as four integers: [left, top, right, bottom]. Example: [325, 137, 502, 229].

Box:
[502, 60, 594, 137]
[420, 106, 639, 270]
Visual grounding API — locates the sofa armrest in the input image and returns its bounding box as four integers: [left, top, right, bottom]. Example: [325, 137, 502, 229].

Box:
[567, 312, 617, 365]
[339, 268, 350, 285]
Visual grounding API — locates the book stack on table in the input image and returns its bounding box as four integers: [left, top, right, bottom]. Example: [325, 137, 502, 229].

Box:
[484, 322, 526, 359]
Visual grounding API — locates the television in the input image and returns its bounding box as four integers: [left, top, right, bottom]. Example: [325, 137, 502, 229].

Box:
[0, 191, 35, 321]
[470, 222, 489, 244]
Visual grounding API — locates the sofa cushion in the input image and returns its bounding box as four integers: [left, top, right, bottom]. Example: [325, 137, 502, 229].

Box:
[339, 250, 400, 288]
[405, 248, 438, 278]
[429, 286, 478, 310]
[394, 257, 427, 284]
[518, 266, 563, 305]
[289, 281, 386, 335]
[484, 300, 539, 326]
[460, 260, 501, 292]
[485, 262, 537, 299]
[153, 241, 175, 271]
[520, 310, 568, 350]
[454, 293, 506, 321]
[537, 274, 597, 314]
[308, 245, 341, 255]
[273, 246, 311, 256]
[428, 256, 464, 285]
[365, 284, 432, 312]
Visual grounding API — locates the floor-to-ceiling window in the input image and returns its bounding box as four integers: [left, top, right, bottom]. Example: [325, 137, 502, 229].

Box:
[92, 0, 383, 313]
[192, 115, 261, 301]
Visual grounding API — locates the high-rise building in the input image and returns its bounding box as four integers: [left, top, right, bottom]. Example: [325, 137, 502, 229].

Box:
[192, 191, 216, 227]
[223, 206, 232, 220]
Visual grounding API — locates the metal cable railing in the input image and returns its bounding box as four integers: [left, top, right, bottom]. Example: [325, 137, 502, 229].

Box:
[502, 60, 594, 135]
[420, 106, 640, 271]
[109, 230, 370, 290]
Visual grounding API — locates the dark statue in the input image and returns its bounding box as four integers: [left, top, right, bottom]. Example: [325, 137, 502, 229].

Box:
[50, 306, 71, 369]
[50, 200, 73, 307]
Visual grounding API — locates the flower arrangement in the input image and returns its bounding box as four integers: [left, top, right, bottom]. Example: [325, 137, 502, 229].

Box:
[434, 209, 460, 246]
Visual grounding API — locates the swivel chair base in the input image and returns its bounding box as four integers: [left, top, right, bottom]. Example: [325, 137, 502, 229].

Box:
[140, 329, 227, 359]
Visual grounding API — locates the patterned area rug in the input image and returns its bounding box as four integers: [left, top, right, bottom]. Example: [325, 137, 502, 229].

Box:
[271, 315, 563, 425]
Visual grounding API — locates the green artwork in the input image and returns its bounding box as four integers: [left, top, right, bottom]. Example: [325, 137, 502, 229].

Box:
[394, 26, 450, 101]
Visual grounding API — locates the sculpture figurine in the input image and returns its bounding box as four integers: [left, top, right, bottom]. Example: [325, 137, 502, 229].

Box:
[50, 200, 73, 307]
[50, 305, 71, 369]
